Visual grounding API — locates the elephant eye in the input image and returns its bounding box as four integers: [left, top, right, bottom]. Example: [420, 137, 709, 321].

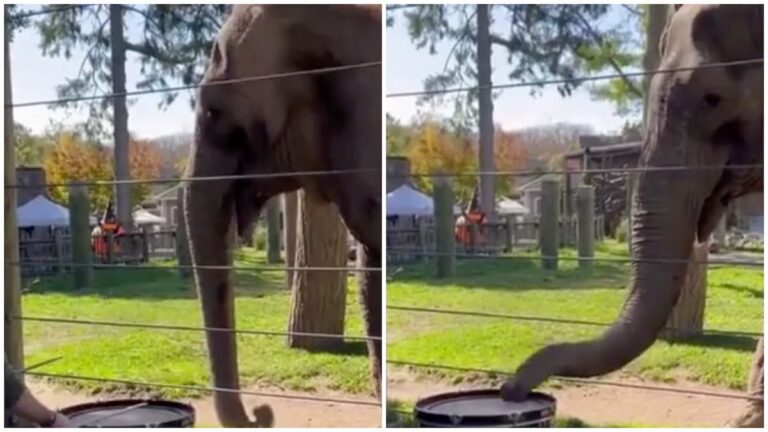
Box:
[703, 93, 721, 108]
[205, 108, 223, 122]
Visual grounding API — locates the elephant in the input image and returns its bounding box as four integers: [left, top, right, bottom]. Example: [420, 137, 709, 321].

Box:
[501, 4, 764, 428]
[183, 5, 381, 428]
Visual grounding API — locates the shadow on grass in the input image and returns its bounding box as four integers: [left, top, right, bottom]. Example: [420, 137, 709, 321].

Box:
[672, 333, 761, 353]
[21, 262, 285, 300]
[719, 282, 764, 299]
[389, 257, 628, 292]
[293, 340, 370, 357]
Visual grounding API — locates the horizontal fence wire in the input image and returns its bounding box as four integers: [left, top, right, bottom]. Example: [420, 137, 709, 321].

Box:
[386, 58, 763, 98]
[385, 250, 764, 268]
[19, 356, 64, 373]
[386, 360, 763, 402]
[5, 168, 381, 189]
[386, 305, 763, 338]
[13, 316, 381, 342]
[5, 164, 762, 190]
[25, 371, 381, 407]
[8, 61, 381, 109]
[8, 261, 380, 272]
[399, 164, 764, 179]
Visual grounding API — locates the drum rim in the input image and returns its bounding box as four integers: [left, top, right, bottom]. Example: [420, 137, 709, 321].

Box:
[414, 389, 556, 426]
[60, 399, 195, 427]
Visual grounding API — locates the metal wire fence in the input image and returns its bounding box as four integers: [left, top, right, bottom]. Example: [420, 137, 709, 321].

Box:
[5, 30, 763, 413]
[385, 361, 763, 402]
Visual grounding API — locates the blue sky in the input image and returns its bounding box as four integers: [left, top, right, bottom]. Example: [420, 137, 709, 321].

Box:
[9, 5, 639, 140]
[386, 5, 639, 133]
[9, 6, 197, 140]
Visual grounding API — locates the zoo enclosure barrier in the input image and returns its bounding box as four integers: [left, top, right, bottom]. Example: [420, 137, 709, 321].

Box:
[5, 15, 764, 409]
[382, 57, 765, 408]
[4, 24, 384, 407]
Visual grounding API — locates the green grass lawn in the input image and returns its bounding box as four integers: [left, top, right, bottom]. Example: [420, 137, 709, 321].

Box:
[387, 240, 763, 391]
[20, 248, 371, 398]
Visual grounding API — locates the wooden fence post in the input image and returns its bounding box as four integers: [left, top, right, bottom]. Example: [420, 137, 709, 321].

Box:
[266, 197, 281, 264]
[540, 178, 560, 270]
[505, 215, 514, 253]
[54, 231, 65, 274]
[175, 185, 192, 279]
[577, 185, 595, 268]
[140, 226, 150, 263]
[417, 217, 428, 262]
[4, 29, 24, 371]
[69, 184, 93, 290]
[433, 176, 456, 278]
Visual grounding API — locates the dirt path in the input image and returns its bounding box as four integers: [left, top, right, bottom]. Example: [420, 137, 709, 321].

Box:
[28, 381, 381, 428]
[387, 370, 749, 427]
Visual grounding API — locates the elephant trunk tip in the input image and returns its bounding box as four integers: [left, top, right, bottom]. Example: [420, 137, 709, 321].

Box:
[252, 404, 275, 428]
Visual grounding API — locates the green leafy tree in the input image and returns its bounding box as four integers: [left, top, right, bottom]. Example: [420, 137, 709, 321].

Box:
[31, 4, 228, 137]
[386, 114, 413, 157]
[13, 4, 228, 226]
[388, 4, 638, 129]
[14, 122, 53, 167]
[388, 4, 639, 218]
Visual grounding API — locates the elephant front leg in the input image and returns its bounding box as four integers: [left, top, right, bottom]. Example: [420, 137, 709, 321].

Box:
[357, 244, 382, 397]
[726, 336, 763, 428]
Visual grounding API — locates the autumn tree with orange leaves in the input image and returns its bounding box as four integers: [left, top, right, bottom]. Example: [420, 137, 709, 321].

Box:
[492, 125, 528, 197]
[408, 121, 478, 206]
[408, 120, 529, 206]
[44, 132, 160, 213]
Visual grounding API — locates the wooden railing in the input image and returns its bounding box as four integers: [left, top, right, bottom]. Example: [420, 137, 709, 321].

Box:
[387, 215, 606, 265]
[18, 228, 179, 276]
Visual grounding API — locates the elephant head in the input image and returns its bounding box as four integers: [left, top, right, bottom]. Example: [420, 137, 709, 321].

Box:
[503, 4, 763, 400]
[184, 5, 381, 427]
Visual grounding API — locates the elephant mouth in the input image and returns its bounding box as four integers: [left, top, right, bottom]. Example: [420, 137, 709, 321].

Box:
[697, 174, 733, 243]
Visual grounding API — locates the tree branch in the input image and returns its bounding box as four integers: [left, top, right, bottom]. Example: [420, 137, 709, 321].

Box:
[75, 14, 109, 81]
[440, 8, 478, 75]
[574, 10, 643, 97]
[123, 40, 194, 65]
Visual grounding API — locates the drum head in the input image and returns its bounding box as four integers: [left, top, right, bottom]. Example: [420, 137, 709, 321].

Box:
[60, 399, 195, 428]
[415, 389, 556, 427]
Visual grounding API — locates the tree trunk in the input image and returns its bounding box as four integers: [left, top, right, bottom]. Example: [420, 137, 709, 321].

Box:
[4, 27, 24, 372]
[642, 5, 671, 130]
[110, 5, 132, 229]
[283, 191, 298, 289]
[265, 197, 281, 263]
[287, 191, 348, 351]
[662, 241, 708, 341]
[476, 4, 495, 220]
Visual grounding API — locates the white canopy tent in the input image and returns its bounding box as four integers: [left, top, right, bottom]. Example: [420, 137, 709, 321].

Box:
[386, 184, 460, 216]
[16, 195, 97, 227]
[496, 197, 530, 216]
[133, 208, 167, 225]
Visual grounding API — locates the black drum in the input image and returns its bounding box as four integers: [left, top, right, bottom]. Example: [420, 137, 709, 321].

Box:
[414, 389, 556, 428]
[60, 399, 195, 428]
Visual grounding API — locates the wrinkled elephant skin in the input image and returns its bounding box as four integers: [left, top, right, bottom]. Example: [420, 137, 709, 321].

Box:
[184, 5, 381, 428]
[502, 4, 763, 428]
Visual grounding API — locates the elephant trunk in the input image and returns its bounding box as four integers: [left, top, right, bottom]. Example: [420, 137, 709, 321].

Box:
[185, 141, 274, 427]
[504, 136, 708, 398]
